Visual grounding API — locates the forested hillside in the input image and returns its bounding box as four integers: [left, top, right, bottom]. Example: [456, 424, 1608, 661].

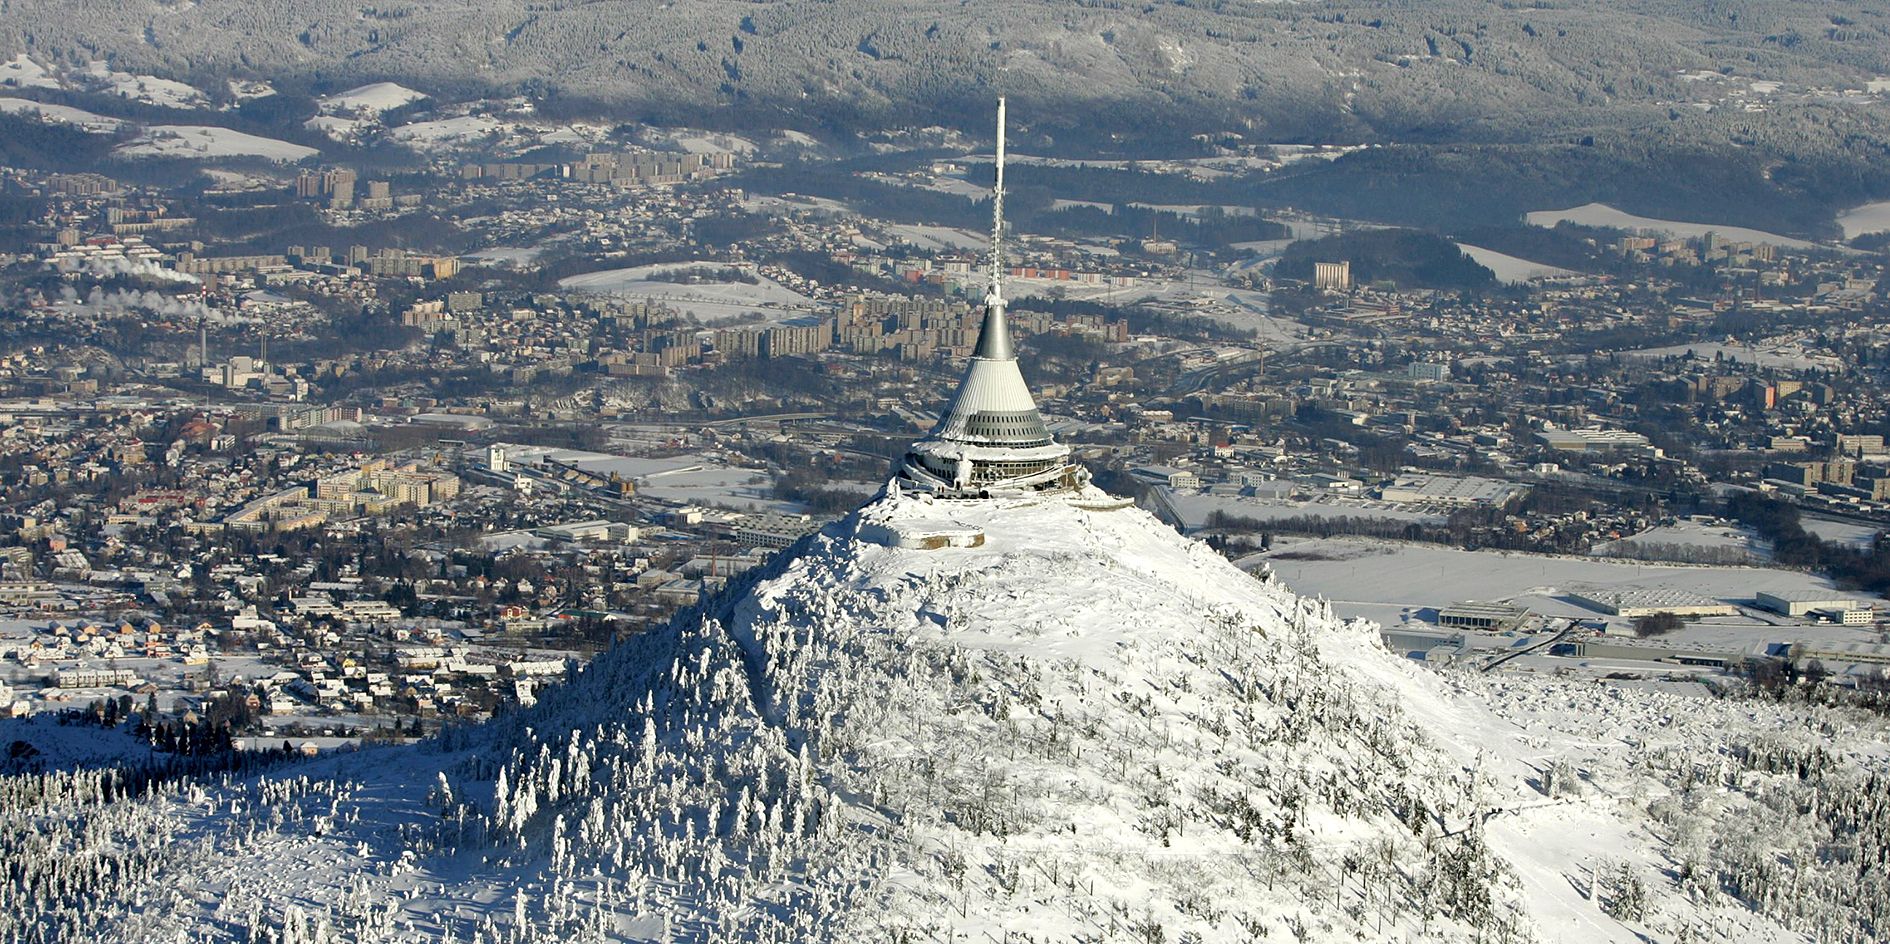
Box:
[1278, 231, 1496, 291]
[4, 0, 1888, 150]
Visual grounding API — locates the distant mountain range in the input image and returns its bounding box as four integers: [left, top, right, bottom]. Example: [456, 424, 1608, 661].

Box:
[4, 0, 1888, 145]
[3, 1, 1887, 237]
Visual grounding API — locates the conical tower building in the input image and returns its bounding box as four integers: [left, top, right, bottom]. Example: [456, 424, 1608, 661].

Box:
[899, 98, 1089, 498]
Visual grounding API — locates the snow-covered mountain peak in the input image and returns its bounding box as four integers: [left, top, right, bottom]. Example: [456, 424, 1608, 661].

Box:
[754, 485, 1302, 661]
[468, 485, 1540, 941]
[13, 486, 1882, 942]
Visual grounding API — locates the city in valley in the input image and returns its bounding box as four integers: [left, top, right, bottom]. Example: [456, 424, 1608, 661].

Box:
[1, 11, 1890, 941]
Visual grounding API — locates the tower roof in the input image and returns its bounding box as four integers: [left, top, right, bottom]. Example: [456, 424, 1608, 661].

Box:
[970, 296, 1014, 360]
[925, 292, 1045, 447]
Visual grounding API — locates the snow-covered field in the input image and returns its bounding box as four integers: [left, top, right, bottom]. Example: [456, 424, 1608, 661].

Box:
[739, 194, 852, 217]
[1802, 514, 1883, 550]
[881, 222, 986, 251]
[1838, 200, 1890, 240]
[318, 81, 427, 114]
[908, 175, 990, 201]
[557, 263, 815, 322]
[1205, 291, 1305, 341]
[0, 97, 125, 132]
[502, 444, 799, 513]
[1167, 492, 1446, 529]
[1271, 143, 1359, 165]
[302, 114, 368, 140]
[1591, 519, 1770, 562]
[117, 125, 318, 161]
[389, 115, 509, 150]
[539, 123, 612, 147]
[0, 54, 58, 90]
[642, 127, 757, 155]
[634, 466, 796, 513]
[465, 246, 545, 267]
[4, 491, 1886, 941]
[1622, 339, 1842, 371]
[1525, 202, 1820, 249]
[1137, 278, 1310, 343]
[79, 61, 207, 109]
[1455, 243, 1579, 283]
[1259, 536, 1839, 610]
[226, 78, 276, 102]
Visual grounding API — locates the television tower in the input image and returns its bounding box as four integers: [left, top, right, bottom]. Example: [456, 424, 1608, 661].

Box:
[896, 98, 1088, 498]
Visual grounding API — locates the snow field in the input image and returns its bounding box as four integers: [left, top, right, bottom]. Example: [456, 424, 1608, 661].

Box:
[0, 97, 126, 132]
[1838, 200, 1890, 240]
[318, 82, 428, 115]
[117, 125, 318, 162]
[0, 55, 58, 90]
[1455, 243, 1579, 283]
[1524, 203, 1821, 250]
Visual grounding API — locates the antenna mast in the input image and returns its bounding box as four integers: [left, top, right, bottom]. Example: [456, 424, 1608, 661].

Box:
[988, 96, 1006, 305]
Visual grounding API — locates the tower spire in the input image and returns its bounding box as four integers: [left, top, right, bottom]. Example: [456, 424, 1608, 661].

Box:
[971, 98, 1014, 361]
[988, 95, 1006, 306]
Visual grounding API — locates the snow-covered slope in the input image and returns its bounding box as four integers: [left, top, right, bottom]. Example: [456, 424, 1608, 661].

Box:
[3, 488, 1885, 942]
[116, 125, 318, 161]
[319, 82, 428, 115]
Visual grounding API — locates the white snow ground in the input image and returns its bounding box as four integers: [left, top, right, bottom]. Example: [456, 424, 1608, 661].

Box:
[881, 222, 987, 251]
[1455, 244, 1579, 283]
[116, 125, 318, 161]
[79, 61, 207, 109]
[2, 489, 1883, 942]
[1257, 535, 1841, 614]
[0, 55, 59, 90]
[389, 115, 510, 150]
[1623, 340, 1842, 371]
[0, 97, 126, 133]
[319, 82, 427, 115]
[642, 127, 758, 155]
[557, 263, 816, 322]
[1524, 203, 1820, 250]
[1838, 200, 1890, 240]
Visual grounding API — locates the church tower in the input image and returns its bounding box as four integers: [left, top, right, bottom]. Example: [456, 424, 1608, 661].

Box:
[898, 99, 1089, 498]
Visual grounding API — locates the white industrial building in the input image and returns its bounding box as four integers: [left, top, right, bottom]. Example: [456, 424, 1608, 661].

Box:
[1568, 586, 1737, 619]
[1754, 590, 1864, 618]
[534, 520, 638, 544]
[1133, 466, 1201, 490]
[1437, 601, 1530, 632]
[1379, 474, 1525, 507]
[1536, 427, 1659, 456]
